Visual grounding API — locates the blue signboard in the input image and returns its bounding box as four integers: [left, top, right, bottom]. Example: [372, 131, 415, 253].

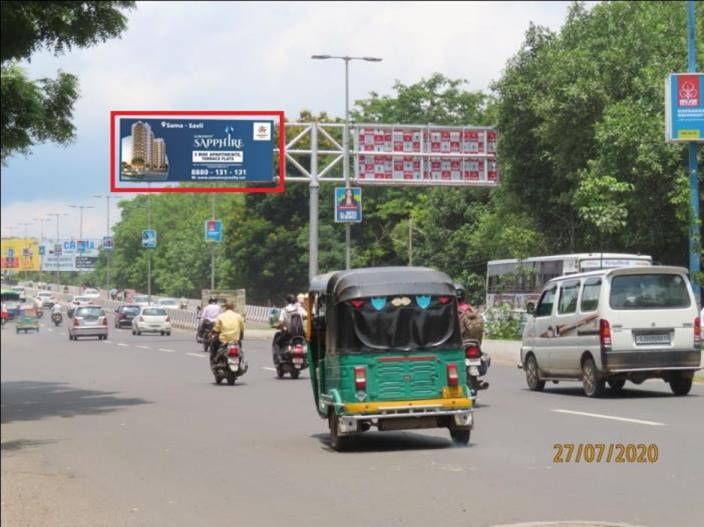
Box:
[665, 73, 704, 142]
[204, 220, 223, 243]
[142, 229, 157, 249]
[118, 118, 274, 182]
[335, 187, 362, 223]
[103, 236, 114, 251]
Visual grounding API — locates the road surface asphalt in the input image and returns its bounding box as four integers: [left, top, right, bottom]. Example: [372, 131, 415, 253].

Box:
[2, 315, 702, 527]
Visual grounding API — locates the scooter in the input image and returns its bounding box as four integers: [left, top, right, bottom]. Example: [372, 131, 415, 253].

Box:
[272, 334, 308, 379]
[51, 312, 63, 327]
[463, 339, 490, 394]
[210, 341, 248, 385]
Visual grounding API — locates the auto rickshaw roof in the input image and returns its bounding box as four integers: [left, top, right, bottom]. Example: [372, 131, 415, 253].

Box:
[309, 267, 456, 303]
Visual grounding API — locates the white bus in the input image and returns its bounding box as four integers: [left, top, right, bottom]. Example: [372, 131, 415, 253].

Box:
[485, 253, 653, 311]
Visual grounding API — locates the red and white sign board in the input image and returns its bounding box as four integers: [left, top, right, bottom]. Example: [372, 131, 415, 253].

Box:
[355, 125, 498, 185]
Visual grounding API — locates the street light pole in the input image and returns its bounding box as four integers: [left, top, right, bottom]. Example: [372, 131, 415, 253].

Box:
[69, 204, 94, 240]
[18, 222, 32, 281]
[93, 195, 113, 289]
[47, 213, 67, 290]
[210, 194, 216, 291]
[33, 217, 50, 281]
[147, 193, 152, 304]
[686, 0, 701, 305]
[311, 54, 382, 270]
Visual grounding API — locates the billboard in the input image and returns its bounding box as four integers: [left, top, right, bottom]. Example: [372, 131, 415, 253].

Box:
[1, 238, 40, 272]
[204, 220, 223, 242]
[335, 187, 362, 223]
[354, 125, 498, 185]
[41, 239, 100, 272]
[142, 230, 157, 248]
[665, 73, 704, 142]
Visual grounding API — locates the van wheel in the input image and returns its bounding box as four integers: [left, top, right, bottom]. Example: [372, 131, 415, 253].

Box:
[669, 374, 693, 396]
[449, 427, 471, 445]
[582, 357, 605, 397]
[328, 412, 348, 452]
[525, 355, 545, 391]
[608, 378, 625, 392]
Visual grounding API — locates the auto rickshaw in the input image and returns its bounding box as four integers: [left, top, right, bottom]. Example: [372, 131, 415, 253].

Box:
[307, 267, 474, 451]
[16, 306, 40, 333]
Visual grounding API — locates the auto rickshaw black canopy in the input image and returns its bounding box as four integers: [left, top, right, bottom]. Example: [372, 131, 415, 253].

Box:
[309, 267, 457, 303]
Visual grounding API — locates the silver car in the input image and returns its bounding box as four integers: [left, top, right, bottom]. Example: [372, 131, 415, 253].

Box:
[69, 306, 108, 340]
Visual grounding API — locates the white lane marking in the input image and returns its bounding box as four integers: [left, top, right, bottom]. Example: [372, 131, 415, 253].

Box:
[136, 345, 150, 350]
[48, 328, 53, 333]
[262, 367, 277, 372]
[552, 409, 665, 427]
[103, 340, 113, 344]
[186, 352, 205, 359]
[117, 343, 129, 347]
[158, 348, 176, 353]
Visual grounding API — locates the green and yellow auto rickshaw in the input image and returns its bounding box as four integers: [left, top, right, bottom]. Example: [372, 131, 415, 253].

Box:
[307, 267, 474, 451]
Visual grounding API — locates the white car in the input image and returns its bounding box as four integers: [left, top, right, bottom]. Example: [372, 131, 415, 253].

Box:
[35, 291, 55, 308]
[82, 288, 101, 299]
[158, 298, 179, 309]
[133, 295, 151, 307]
[520, 266, 701, 397]
[69, 305, 108, 340]
[132, 306, 171, 336]
[68, 295, 93, 317]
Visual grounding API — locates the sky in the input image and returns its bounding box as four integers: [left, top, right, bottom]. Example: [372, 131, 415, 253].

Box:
[1, 1, 580, 240]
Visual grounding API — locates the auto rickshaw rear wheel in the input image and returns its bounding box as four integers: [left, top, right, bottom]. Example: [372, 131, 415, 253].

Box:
[328, 411, 348, 452]
[449, 428, 471, 445]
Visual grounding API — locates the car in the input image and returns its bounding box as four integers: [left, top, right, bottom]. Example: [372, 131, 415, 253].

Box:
[520, 266, 702, 397]
[157, 298, 179, 309]
[69, 305, 108, 340]
[68, 295, 93, 317]
[132, 306, 171, 336]
[82, 288, 101, 299]
[133, 295, 150, 307]
[35, 291, 55, 308]
[114, 304, 141, 328]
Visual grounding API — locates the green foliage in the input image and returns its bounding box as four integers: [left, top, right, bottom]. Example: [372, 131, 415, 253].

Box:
[0, 1, 134, 162]
[483, 303, 524, 341]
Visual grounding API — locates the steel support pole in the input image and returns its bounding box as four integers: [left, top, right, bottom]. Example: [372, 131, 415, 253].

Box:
[687, 0, 701, 305]
[309, 123, 320, 282]
[343, 58, 351, 270]
[106, 196, 111, 290]
[147, 194, 152, 304]
[408, 218, 413, 266]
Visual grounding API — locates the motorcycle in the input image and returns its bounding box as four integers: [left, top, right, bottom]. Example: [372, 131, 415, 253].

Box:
[272, 334, 308, 379]
[463, 339, 490, 394]
[210, 341, 248, 385]
[51, 312, 63, 326]
[197, 319, 214, 352]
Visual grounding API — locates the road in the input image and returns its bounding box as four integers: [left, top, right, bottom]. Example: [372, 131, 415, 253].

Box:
[2, 316, 703, 527]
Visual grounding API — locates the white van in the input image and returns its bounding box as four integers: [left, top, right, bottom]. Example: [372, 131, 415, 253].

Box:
[520, 266, 701, 397]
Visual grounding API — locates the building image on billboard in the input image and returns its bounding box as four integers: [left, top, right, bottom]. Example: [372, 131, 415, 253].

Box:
[121, 121, 170, 181]
[1, 238, 40, 272]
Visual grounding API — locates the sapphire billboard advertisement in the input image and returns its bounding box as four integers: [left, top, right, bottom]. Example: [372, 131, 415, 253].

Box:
[118, 118, 274, 183]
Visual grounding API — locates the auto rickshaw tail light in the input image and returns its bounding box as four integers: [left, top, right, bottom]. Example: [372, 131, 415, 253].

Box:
[349, 299, 365, 309]
[465, 345, 481, 359]
[600, 319, 612, 352]
[354, 366, 367, 391]
[438, 296, 451, 304]
[447, 363, 459, 387]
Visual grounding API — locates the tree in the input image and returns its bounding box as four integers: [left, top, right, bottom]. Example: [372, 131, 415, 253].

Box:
[1, 1, 135, 163]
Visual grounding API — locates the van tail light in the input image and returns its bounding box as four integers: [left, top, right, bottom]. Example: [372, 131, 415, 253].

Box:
[447, 363, 459, 387]
[600, 319, 612, 352]
[228, 344, 240, 357]
[694, 317, 701, 350]
[354, 366, 366, 391]
[465, 345, 481, 359]
[165, 316, 170, 322]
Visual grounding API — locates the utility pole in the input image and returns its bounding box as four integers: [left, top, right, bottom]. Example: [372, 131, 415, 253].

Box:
[18, 222, 32, 281]
[47, 213, 67, 290]
[686, 0, 701, 305]
[69, 204, 94, 240]
[33, 217, 50, 281]
[408, 218, 413, 266]
[147, 193, 152, 304]
[93, 195, 113, 289]
[210, 194, 216, 291]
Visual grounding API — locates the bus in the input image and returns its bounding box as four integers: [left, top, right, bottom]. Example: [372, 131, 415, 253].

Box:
[485, 253, 653, 311]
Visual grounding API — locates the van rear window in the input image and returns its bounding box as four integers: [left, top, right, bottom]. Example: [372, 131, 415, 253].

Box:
[610, 274, 691, 310]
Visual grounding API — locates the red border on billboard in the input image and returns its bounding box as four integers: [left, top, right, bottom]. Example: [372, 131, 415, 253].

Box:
[110, 110, 285, 193]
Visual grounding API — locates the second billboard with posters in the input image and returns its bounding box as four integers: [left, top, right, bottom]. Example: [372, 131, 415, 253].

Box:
[355, 125, 498, 184]
[1, 238, 40, 272]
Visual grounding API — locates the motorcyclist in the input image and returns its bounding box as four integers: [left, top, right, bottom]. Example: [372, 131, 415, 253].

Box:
[273, 294, 307, 363]
[456, 284, 489, 390]
[51, 303, 62, 315]
[210, 302, 245, 364]
[198, 297, 221, 339]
